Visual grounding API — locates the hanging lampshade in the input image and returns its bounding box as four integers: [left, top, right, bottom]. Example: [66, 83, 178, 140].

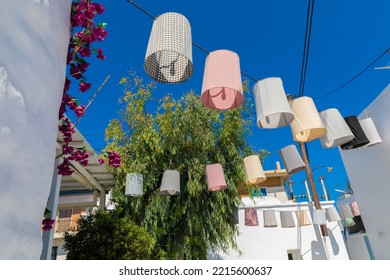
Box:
[290, 96, 326, 142]
[296, 210, 311, 226]
[234, 208, 239, 224]
[125, 173, 143, 197]
[340, 116, 370, 150]
[252, 77, 294, 129]
[359, 117, 382, 148]
[325, 207, 341, 222]
[205, 163, 227, 191]
[280, 211, 295, 228]
[350, 201, 361, 217]
[160, 170, 180, 195]
[319, 108, 355, 148]
[279, 144, 306, 174]
[338, 204, 354, 220]
[263, 209, 278, 227]
[313, 209, 327, 225]
[244, 208, 259, 226]
[243, 155, 266, 185]
[201, 49, 243, 110]
[144, 12, 193, 84]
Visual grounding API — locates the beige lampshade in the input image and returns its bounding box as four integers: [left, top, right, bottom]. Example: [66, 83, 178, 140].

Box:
[160, 170, 180, 195]
[201, 49, 243, 110]
[296, 210, 311, 226]
[325, 207, 341, 222]
[290, 96, 326, 142]
[263, 209, 278, 227]
[144, 12, 193, 83]
[243, 155, 266, 185]
[253, 77, 294, 128]
[313, 209, 327, 225]
[280, 211, 295, 228]
[125, 173, 143, 197]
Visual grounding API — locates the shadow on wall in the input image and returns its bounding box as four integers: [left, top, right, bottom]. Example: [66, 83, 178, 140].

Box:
[328, 226, 340, 256]
[311, 240, 327, 260]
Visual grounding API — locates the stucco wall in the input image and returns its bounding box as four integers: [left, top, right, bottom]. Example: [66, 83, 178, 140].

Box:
[339, 83, 390, 259]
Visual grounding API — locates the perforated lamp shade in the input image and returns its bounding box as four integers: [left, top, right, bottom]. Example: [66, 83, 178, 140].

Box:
[319, 108, 355, 148]
[359, 117, 382, 148]
[340, 116, 370, 150]
[160, 170, 180, 195]
[243, 155, 266, 185]
[313, 209, 327, 225]
[280, 211, 295, 228]
[290, 96, 326, 142]
[263, 210, 278, 227]
[279, 144, 306, 174]
[144, 12, 193, 83]
[205, 163, 227, 191]
[253, 77, 294, 128]
[125, 173, 143, 197]
[325, 207, 341, 222]
[296, 210, 311, 226]
[201, 50, 243, 110]
[339, 204, 354, 219]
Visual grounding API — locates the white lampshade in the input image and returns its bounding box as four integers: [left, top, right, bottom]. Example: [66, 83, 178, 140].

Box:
[253, 77, 294, 129]
[290, 96, 326, 142]
[280, 211, 295, 228]
[319, 108, 355, 148]
[263, 209, 278, 227]
[144, 12, 193, 83]
[160, 170, 180, 195]
[338, 204, 354, 219]
[279, 144, 306, 174]
[243, 155, 266, 185]
[313, 209, 327, 225]
[359, 117, 382, 148]
[125, 173, 143, 197]
[325, 207, 341, 222]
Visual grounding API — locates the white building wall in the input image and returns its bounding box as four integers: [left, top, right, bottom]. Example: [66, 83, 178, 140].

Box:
[209, 197, 349, 260]
[339, 83, 390, 259]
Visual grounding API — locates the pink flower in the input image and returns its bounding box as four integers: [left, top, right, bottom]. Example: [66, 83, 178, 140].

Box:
[79, 82, 91, 92]
[42, 218, 55, 231]
[98, 158, 104, 164]
[70, 65, 83, 79]
[96, 48, 106, 60]
[57, 160, 74, 176]
[79, 46, 91, 57]
[74, 105, 85, 117]
[107, 151, 121, 168]
[94, 3, 105, 14]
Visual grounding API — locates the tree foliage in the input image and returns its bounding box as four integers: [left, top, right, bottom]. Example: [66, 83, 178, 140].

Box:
[104, 72, 267, 259]
[63, 210, 155, 260]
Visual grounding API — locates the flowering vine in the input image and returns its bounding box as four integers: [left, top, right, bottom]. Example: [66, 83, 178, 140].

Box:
[58, 0, 121, 176]
[42, 208, 55, 232]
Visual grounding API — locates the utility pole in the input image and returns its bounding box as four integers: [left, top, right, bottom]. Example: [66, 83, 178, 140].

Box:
[302, 179, 312, 202]
[299, 142, 329, 237]
[319, 176, 329, 201]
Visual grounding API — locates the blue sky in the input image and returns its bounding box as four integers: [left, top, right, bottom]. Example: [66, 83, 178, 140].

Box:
[71, 0, 390, 202]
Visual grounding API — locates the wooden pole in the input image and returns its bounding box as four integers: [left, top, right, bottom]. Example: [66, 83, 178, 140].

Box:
[299, 142, 329, 237]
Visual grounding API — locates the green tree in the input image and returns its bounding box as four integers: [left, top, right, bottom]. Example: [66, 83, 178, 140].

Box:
[63, 210, 155, 260]
[104, 72, 267, 259]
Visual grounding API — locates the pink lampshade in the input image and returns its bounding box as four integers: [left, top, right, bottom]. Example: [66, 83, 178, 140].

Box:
[205, 163, 227, 191]
[201, 50, 243, 110]
[245, 208, 259, 226]
[350, 201, 361, 216]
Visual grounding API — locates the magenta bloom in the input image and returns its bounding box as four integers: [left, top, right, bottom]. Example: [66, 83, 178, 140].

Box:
[98, 158, 104, 164]
[96, 48, 106, 60]
[79, 82, 91, 92]
[74, 105, 85, 117]
[94, 3, 105, 14]
[42, 218, 55, 231]
[107, 151, 121, 168]
[79, 46, 91, 57]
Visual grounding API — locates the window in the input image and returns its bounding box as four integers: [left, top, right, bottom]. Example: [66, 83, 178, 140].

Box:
[51, 246, 58, 260]
[59, 209, 72, 218]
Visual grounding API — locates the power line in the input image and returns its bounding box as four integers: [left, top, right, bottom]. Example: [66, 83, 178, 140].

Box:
[299, 0, 315, 97]
[315, 48, 390, 100]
